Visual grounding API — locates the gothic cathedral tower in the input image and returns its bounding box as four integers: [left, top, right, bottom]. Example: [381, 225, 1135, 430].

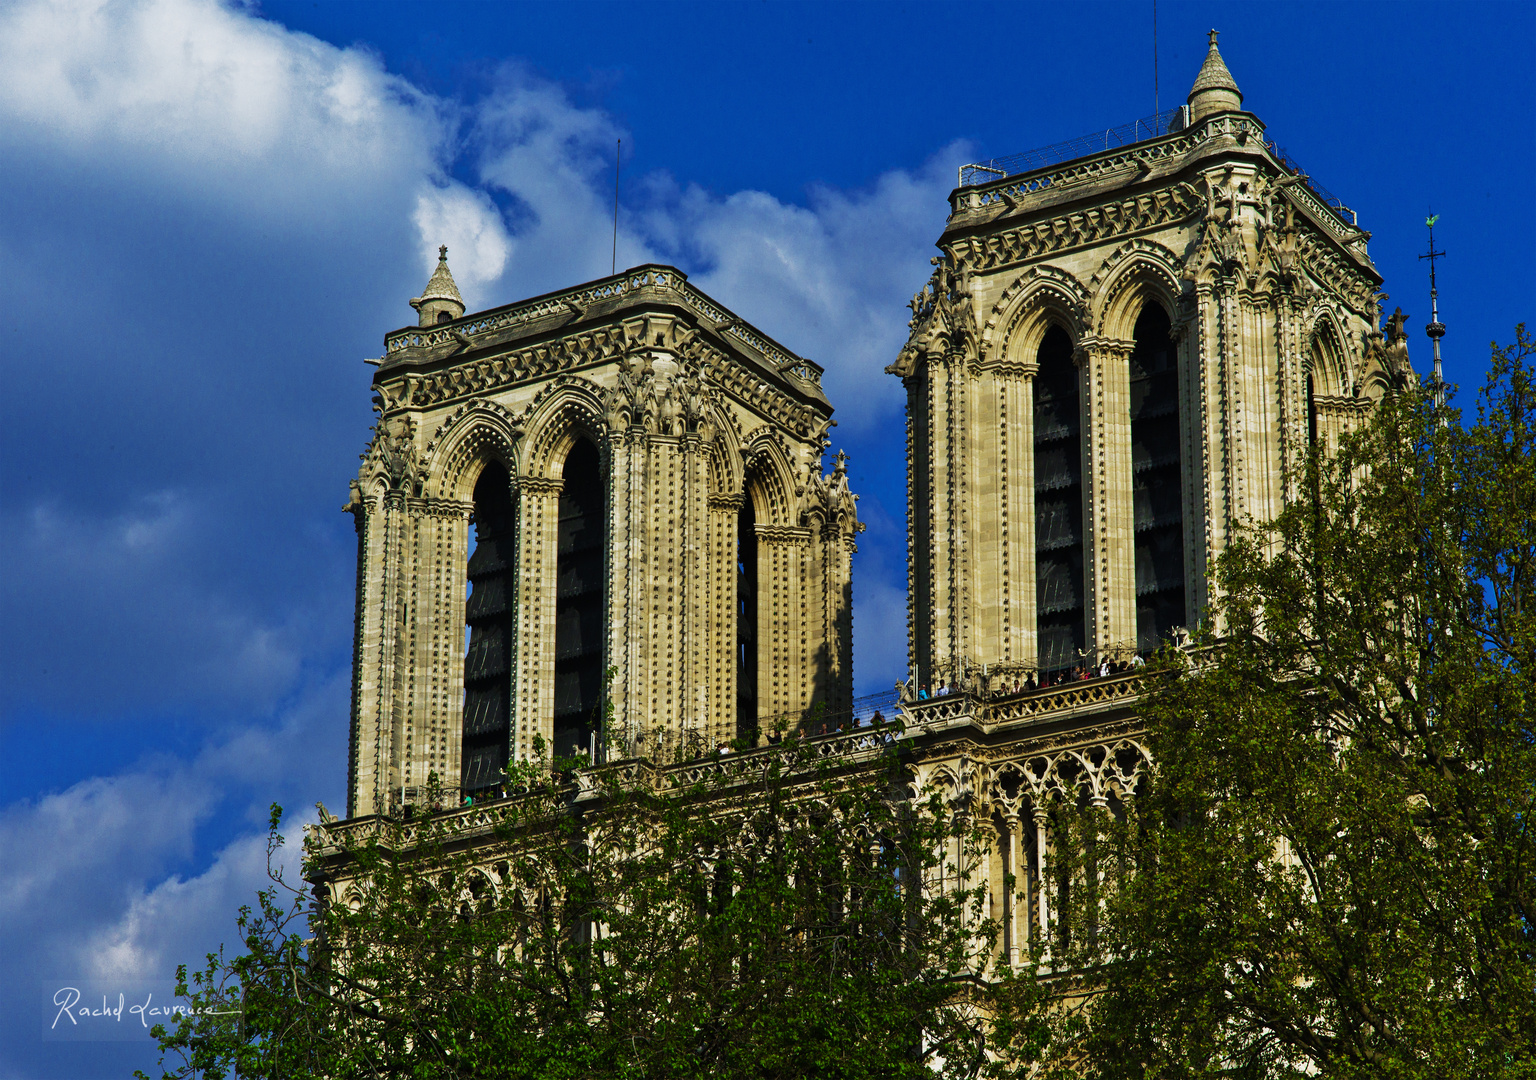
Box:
[889, 33, 1411, 687]
[344, 260, 860, 817]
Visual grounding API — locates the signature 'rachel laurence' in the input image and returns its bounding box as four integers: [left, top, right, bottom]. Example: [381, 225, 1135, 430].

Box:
[51, 987, 234, 1030]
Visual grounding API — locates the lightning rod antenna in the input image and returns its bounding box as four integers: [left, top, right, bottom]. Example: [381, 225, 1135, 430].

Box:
[612, 139, 620, 275]
[1420, 213, 1446, 409]
[1153, 0, 1160, 130]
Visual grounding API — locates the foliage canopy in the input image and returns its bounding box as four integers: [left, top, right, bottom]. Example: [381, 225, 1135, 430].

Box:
[141, 733, 1048, 1080]
[1070, 328, 1536, 1078]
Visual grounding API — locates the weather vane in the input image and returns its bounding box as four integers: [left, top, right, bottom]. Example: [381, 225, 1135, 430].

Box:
[1420, 214, 1446, 409]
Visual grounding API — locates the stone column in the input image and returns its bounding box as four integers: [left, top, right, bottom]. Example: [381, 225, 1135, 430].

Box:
[988, 364, 1037, 670]
[706, 492, 742, 749]
[1004, 814, 1024, 967]
[608, 429, 647, 752]
[1033, 805, 1052, 964]
[1191, 282, 1224, 624]
[1077, 338, 1137, 661]
[348, 489, 407, 818]
[512, 476, 561, 760]
[406, 497, 472, 800]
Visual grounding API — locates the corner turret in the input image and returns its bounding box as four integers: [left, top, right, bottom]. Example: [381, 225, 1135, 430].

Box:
[410, 245, 465, 327]
[1187, 29, 1243, 122]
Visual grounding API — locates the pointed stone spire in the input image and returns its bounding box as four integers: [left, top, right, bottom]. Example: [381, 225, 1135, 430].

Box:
[410, 245, 466, 327]
[1187, 29, 1244, 122]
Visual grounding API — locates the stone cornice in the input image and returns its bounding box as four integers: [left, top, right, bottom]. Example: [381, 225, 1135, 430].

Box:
[379, 264, 827, 402]
[946, 112, 1267, 223]
[374, 316, 830, 448]
[947, 181, 1203, 276]
[943, 112, 1375, 283]
[975, 360, 1039, 378]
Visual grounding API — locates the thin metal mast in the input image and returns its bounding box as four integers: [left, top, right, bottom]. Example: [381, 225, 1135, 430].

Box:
[612, 139, 621, 275]
[1420, 214, 1446, 408]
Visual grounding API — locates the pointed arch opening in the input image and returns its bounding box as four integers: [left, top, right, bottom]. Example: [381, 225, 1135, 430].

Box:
[553, 439, 606, 760]
[1034, 324, 1086, 674]
[1128, 301, 1186, 653]
[736, 492, 759, 744]
[1308, 373, 1319, 447]
[463, 462, 515, 798]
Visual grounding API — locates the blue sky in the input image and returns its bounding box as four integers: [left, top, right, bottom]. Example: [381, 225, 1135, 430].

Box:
[1, 1, 1531, 1075]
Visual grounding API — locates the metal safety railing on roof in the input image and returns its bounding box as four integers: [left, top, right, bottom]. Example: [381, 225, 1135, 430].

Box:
[958, 107, 1187, 188]
[1264, 142, 1358, 226]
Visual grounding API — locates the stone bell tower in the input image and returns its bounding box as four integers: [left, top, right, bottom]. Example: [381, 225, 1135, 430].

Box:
[345, 262, 860, 817]
[890, 31, 1410, 687]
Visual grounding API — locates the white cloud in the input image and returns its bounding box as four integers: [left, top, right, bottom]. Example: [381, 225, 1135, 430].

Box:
[669, 156, 957, 429]
[412, 183, 514, 305]
[472, 71, 656, 296]
[83, 815, 312, 984]
[0, 673, 343, 998]
[0, 0, 445, 219]
[0, 769, 213, 931]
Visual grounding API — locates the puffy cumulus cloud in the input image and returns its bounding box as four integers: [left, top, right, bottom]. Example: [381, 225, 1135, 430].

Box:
[640, 151, 960, 431]
[82, 815, 311, 984]
[471, 70, 657, 298]
[413, 183, 514, 308]
[0, 0, 447, 219]
[0, 678, 344, 1077]
[0, 768, 215, 937]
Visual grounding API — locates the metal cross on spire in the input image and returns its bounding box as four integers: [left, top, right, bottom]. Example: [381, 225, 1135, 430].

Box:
[1420, 214, 1447, 408]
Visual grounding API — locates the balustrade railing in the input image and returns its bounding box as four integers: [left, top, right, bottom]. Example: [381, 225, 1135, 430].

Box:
[381, 264, 822, 390]
[315, 674, 1154, 855]
[954, 114, 1360, 241]
[958, 108, 1186, 188]
[900, 670, 1149, 728]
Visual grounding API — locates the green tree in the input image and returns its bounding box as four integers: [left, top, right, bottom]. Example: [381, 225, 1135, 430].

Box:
[141, 730, 1051, 1080]
[1072, 329, 1536, 1078]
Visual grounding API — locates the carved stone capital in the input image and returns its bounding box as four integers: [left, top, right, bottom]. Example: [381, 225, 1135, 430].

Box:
[516, 476, 564, 496]
[756, 524, 813, 545]
[980, 360, 1039, 380]
[407, 496, 476, 520]
[1074, 337, 1135, 365]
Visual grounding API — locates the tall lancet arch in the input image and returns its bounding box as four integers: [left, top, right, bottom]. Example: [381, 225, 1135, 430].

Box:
[1128, 301, 1185, 653]
[736, 493, 759, 743]
[463, 462, 515, 797]
[553, 439, 606, 759]
[1034, 325, 1086, 673]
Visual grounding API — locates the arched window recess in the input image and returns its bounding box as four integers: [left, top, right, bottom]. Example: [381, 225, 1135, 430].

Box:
[1128, 301, 1186, 655]
[463, 462, 515, 799]
[553, 439, 606, 762]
